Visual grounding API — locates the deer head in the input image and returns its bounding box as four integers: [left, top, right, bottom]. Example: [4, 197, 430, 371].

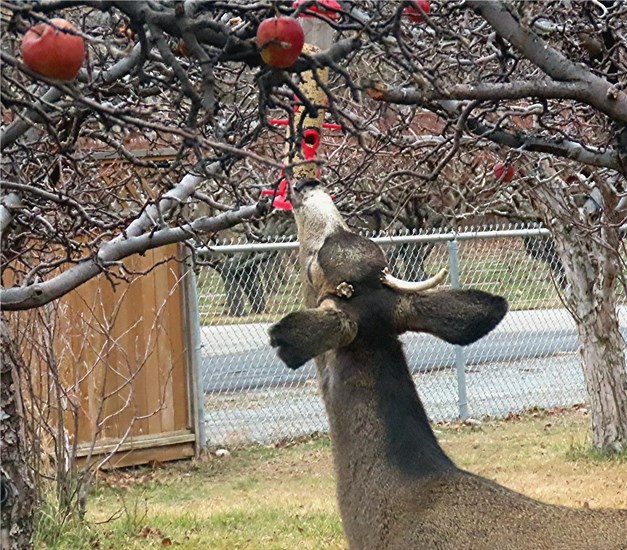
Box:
[270, 180, 507, 369]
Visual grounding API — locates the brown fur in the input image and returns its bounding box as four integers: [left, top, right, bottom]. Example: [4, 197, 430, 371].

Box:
[269, 181, 627, 549]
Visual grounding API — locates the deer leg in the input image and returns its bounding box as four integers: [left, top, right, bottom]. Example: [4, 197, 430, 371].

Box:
[269, 301, 358, 370]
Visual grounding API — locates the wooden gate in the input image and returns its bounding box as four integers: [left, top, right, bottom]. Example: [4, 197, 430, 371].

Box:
[55, 244, 199, 468]
[7, 241, 201, 470]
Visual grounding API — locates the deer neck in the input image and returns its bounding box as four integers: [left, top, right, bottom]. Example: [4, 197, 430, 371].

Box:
[294, 189, 347, 259]
[293, 189, 348, 306]
[318, 336, 456, 483]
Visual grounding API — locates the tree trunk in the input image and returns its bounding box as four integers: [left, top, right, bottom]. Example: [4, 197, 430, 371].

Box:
[576, 297, 627, 450]
[218, 264, 246, 317]
[217, 255, 267, 317]
[550, 230, 627, 451]
[1, 318, 36, 549]
[531, 174, 627, 452]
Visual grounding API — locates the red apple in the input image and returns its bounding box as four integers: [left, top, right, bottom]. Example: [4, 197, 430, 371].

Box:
[494, 163, 515, 183]
[256, 17, 304, 69]
[404, 0, 431, 23]
[293, 0, 341, 19]
[21, 18, 85, 81]
[117, 23, 136, 41]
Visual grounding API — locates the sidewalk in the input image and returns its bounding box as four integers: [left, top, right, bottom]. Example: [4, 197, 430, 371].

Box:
[199, 306, 627, 357]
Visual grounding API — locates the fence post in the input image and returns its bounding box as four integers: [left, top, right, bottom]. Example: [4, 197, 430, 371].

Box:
[447, 239, 469, 420]
[182, 256, 207, 451]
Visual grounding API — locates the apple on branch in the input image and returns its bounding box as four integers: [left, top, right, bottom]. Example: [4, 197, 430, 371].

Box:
[493, 162, 516, 183]
[256, 16, 305, 69]
[404, 0, 431, 23]
[21, 18, 85, 81]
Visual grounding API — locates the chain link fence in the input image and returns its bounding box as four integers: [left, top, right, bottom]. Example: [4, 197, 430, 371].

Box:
[193, 225, 625, 447]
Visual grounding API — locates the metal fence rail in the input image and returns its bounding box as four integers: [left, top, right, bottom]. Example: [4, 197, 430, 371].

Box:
[194, 225, 624, 446]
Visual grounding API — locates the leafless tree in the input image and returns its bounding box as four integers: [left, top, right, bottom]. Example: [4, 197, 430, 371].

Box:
[1, 1, 626, 547]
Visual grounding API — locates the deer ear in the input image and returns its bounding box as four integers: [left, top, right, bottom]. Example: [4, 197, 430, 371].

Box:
[394, 289, 508, 345]
[269, 302, 358, 369]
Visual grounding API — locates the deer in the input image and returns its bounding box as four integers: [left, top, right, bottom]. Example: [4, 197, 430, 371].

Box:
[269, 179, 627, 550]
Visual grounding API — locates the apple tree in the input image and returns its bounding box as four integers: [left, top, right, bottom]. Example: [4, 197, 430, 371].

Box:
[1, 1, 626, 547]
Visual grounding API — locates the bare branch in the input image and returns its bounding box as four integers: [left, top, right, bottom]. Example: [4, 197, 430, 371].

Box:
[364, 79, 612, 108]
[467, 0, 627, 123]
[0, 201, 268, 310]
[1, 44, 143, 149]
[0, 193, 22, 235]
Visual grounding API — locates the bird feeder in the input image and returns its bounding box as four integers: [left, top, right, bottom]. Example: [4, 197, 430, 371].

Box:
[262, 0, 341, 209]
[290, 0, 340, 181]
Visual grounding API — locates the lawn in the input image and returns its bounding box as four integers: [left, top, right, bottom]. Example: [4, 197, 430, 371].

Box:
[38, 408, 627, 549]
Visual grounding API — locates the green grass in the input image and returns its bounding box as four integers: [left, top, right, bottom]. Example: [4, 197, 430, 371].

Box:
[461, 255, 564, 310]
[196, 267, 303, 326]
[36, 410, 627, 549]
[566, 441, 627, 463]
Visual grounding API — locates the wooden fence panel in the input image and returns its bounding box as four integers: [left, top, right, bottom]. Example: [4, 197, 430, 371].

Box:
[9, 244, 197, 469]
[73, 245, 195, 467]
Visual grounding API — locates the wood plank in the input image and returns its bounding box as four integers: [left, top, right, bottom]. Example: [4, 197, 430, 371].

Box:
[62, 279, 105, 445]
[75, 430, 195, 456]
[92, 275, 117, 443]
[165, 254, 183, 432]
[77, 442, 195, 470]
[127, 255, 151, 439]
[75, 430, 196, 470]
[168, 249, 191, 432]
[102, 274, 126, 441]
[166, 248, 184, 431]
[149, 246, 169, 436]
[180, 261, 203, 453]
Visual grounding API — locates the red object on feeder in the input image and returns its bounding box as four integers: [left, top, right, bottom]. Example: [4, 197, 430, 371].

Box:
[261, 178, 293, 210]
[264, 102, 342, 210]
[269, 118, 341, 131]
[260, 127, 321, 211]
[301, 128, 321, 160]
